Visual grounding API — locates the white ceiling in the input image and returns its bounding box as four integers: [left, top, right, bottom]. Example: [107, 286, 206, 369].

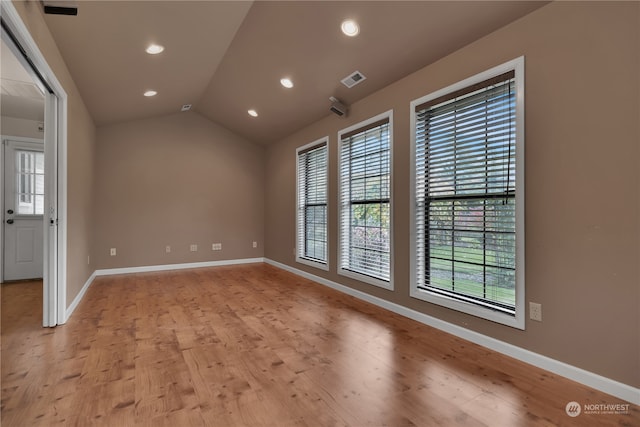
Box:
[41, 1, 548, 144]
[1, 39, 45, 122]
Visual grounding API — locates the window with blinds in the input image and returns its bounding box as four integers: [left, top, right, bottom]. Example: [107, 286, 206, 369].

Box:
[411, 58, 525, 329]
[296, 138, 328, 269]
[338, 112, 392, 289]
[16, 150, 45, 215]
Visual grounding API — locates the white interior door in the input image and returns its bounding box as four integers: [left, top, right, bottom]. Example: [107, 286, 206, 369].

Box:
[3, 139, 45, 281]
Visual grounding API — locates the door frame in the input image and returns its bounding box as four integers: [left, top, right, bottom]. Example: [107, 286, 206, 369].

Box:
[1, 2, 68, 327]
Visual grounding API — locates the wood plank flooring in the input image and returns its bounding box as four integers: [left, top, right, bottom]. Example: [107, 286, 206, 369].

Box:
[1, 264, 638, 426]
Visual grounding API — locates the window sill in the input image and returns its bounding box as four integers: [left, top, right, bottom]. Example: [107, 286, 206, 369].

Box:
[296, 257, 329, 271]
[338, 268, 393, 291]
[410, 286, 524, 330]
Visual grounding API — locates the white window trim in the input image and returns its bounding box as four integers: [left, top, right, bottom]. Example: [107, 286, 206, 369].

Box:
[337, 110, 394, 290]
[295, 137, 329, 271]
[409, 57, 525, 329]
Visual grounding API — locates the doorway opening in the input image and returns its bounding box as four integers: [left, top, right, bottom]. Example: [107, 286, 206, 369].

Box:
[1, 3, 68, 327]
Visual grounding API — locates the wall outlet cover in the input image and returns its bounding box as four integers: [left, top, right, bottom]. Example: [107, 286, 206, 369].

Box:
[529, 302, 542, 322]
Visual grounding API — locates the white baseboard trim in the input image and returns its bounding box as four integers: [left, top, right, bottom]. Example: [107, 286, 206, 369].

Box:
[94, 258, 265, 277]
[64, 270, 97, 323]
[264, 258, 640, 405]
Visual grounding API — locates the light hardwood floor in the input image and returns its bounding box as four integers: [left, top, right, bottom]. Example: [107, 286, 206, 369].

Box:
[1, 264, 637, 426]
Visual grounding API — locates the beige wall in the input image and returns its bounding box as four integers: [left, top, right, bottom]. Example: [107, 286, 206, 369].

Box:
[93, 111, 264, 269]
[0, 117, 44, 139]
[265, 1, 639, 388]
[12, 0, 97, 306]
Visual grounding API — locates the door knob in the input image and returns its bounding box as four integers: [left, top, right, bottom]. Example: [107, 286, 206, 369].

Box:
[6, 219, 14, 224]
[7, 209, 13, 214]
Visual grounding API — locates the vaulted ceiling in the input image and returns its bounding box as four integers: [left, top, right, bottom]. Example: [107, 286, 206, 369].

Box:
[42, 1, 547, 145]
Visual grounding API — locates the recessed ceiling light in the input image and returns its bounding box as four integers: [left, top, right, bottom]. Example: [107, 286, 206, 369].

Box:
[341, 19, 359, 37]
[248, 109, 258, 117]
[146, 44, 164, 55]
[143, 90, 157, 97]
[280, 78, 294, 89]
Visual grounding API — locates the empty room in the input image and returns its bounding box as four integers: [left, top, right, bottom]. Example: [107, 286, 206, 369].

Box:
[0, 1, 638, 426]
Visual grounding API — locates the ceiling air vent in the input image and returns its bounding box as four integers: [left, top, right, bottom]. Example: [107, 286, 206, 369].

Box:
[43, 1, 78, 16]
[341, 71, 366, 89]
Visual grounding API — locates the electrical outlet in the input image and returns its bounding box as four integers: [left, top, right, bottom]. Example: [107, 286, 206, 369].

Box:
[110, 248, 116, 256]
[253, 241, 258, 248]
[212, 243, 222, 251]
[166, 245, 171, 253]
[190, 244, 198, 252]
[529, 302, 542, 322]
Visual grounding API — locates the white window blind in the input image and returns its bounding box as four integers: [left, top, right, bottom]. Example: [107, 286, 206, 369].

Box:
[296, 140, 328, 267]
[414, 67, 521, 318]
[339, 115, 391, 286]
